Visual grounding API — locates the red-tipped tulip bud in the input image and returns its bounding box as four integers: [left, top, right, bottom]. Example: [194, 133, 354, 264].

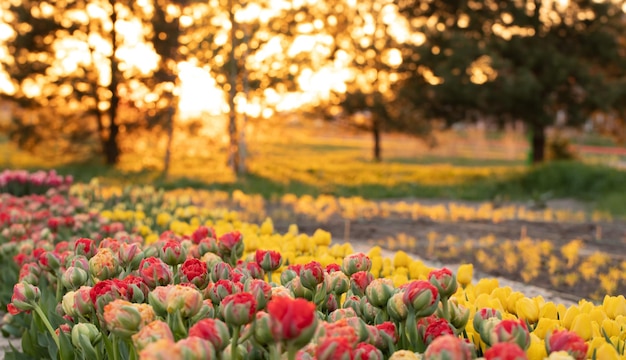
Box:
[197, 237, 220, 256]
[323, 293, 339, 313]
[255, 249, 282, 272]
[473, 308, 503, 334]
[209, 279, 242, 305]
[299, 261, 325, 291]
[328, 308, 358, 322]
[350, 271, 374, 298]
[342, 252, 372, 276]
[220, 292, 256, 326]
[189, 318, 231, 351]
[545, 330, 588, 360]
[139, 257, 173, 288]
[242, 261, 264, 280]
[267, 296, 318, 346]
[328, 270, 350, 295]
[428, 268, 458, 299]
[218, 231, 244, 256]
[489, 319, 530, 350]
[478, 317, 502, 346]
[423, 318, 455, 347]
[438, 300, 470, 333]
[280, 267, 299, 285]
[201, 252, 222, 269]
[118, 242, 144, 270]
[483, 343, 528, 360]
[131, 320, 174, 351]
[244, 278, 272, 311]
[89, 248, 119, 281]
[423, 334, 473, 360]
[177, 336, 216, 360]
[252, 311, 274, 345]
[316, 337, 354, 360]
[365, 278, 395, 308]
[210, 261, 233, 283]
[73, 286, 94, 317]
[354, 343, 384, 360]
[180, 258, 209, 289]
[74, 238, 97, 258]
[374, 322, 397, 350]
[192, 225, 216, 244]
[387, 292, 408, 322]
[402, 280, 440, 317]
[345, 316, 371, 343]
[67, 255, 90, 272]
[360, 297, 382, 324]
[286, 276, 313, 300]
[8, 282, 40, 315]
[39, 251, 62, 271]
[61, 266, 88, 290]
[159, 240, 187, 266]
[342, 295, 363, 317]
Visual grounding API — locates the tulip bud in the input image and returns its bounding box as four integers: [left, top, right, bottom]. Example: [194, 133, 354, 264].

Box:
[89, 248, 119, 281]
[148, 285, 173, 317]
[267, 295, 318, 347]
[218, 231, 244, 262]
[244, 278, 272, 311]
[39, 251, 62, 272]
[197, 237, 219, 256]
[354, 343, 384, 360]
[177, 336, 216, 360]
[132, 320, 174, 351]
[118, 242, 144, 270]
[473, 308, 502, 334]
[374, 322, 397, 350]
[166, 284, 204, 319]
[221, 292, 256, 326]
[103, 299, 155, 338]
[343, 295, 363, 317]
[8, 282, 40, 315]
[74, 238, 97, 259]
[328, 308, 358, 322]
[180, 258, 209, 289]
[159, 240, 187, 266]
[255, 249, 282, 272]
[209, 279, 242, 305]
[328, 271, 350, 295]
[280, 267, 299, 286]
[345, 316, 371, 343]
[189, 318, 231, 351]
[423, 318, 455, 347]
[62, 291, 77, 317]
[300, 261, 325, 291]
[365, 278, 395, 308]
[402, 280, 439, 317]
[423, 334, 473, 360]
[351, 271, 374, 298]
[360, 297, 382, 324]
[138, 339, 181, 359]
[428, 268, 458, 299]
[210, 261, 233, 282]
[545, 329, 588, 360]
[479, 317, 502, 346]
[73, 286, 94, 318]
[252, 311, 274, 345]
[286, 276, 313, 301]
[61, 266, 88, 290]
[316, 337, 354, 360]
[71, 323, 101, 352]
[342, 252, 372, 277]
[483, 343, 527, 360]
[491, 319, 531, 350]
[437, 299, 470, 332]
[387, 292, 408, 322]
[138, 257, 173, 288]
[67, 255, 90, 272]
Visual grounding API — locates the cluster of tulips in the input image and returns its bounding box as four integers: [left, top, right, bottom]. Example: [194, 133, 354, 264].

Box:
[0, 174, 625, 359]
[0, 169, 73, 196]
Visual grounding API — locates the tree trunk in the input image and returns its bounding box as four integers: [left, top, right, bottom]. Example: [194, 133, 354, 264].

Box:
[372, 116, 381, 162]
[227, 0, 239, 174]
[105, 0, 120, 166]
[162, 106, 175, 178]
[531, 123, 546, 163]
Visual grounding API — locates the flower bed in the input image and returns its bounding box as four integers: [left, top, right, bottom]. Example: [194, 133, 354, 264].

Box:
[0, 172, 625, 360]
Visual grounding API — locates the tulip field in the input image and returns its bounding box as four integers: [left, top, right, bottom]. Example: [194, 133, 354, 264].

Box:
[0, 169, 625, 360]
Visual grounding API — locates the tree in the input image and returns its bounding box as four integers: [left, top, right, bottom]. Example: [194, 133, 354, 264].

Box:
[0, 0, 156, 165]
[397, 0, 626, 163]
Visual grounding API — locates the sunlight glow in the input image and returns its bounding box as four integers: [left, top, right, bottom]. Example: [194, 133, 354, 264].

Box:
[178, 62, 224, 117]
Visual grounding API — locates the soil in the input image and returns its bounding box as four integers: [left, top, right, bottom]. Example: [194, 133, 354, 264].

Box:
[271, 199, 626, 302]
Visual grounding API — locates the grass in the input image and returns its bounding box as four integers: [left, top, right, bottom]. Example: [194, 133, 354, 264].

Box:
[2, 131, 626, 216]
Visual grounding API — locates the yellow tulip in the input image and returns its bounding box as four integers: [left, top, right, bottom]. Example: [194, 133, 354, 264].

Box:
[457, 263, 474, 287]
[603, 295, 626, 320]
[601, 318, 623, 339]
[589, 308, 607, 325]
[491, 286, 512, 309]
[526, 334, 547, 360]
[540, 302, 559, 320]
[587, 337, 606, 359]
[570, 313, 593, 341]
[393, 251, 411, 268]
[532, 318, 561, 339]
[474, 278, 499, 295]
[516, 297, 540, 324]
[561, 306, 581, 330]
[594, 342, 620, 360]
[506, 291, 525, 314]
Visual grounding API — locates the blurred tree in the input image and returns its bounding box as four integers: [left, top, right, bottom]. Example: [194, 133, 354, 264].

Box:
[397, 0, 626, 163]
[0, 0, 142, 164]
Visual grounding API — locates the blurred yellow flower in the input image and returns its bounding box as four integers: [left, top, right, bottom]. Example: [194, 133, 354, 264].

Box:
[457, 263, 473, 287]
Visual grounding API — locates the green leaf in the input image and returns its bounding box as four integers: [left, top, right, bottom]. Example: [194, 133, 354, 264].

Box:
[58, 330, 76, 360]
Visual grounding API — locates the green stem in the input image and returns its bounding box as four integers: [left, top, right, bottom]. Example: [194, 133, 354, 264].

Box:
[231, 325, 240, 360]
[269, 343, 282, 360]
[112, 335, 120, 360]
[33, 305, 60, 350]
[441, 296, 449, 321]
[55, 275, 63, 303]
[287, 342, 298, 360]
[267, 270, 273, 284]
